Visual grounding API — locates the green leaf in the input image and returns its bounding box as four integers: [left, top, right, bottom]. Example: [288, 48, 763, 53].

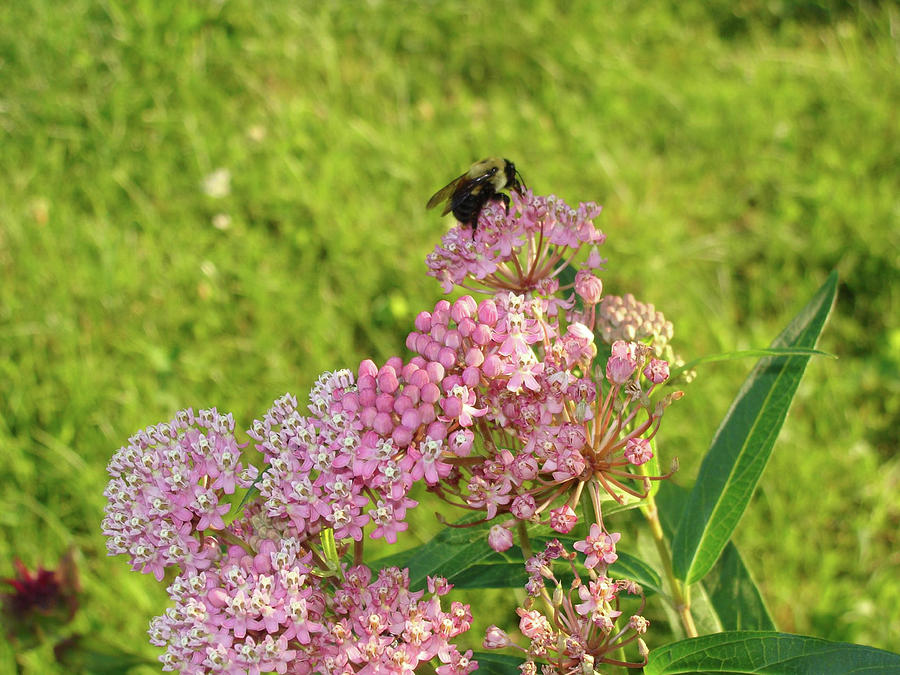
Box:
[701, 542, 775, 631]
[369, 520, 497, 590]
[668, 347, 834, 381]
[609, 550, 664, 596]
[372, 528, 662, 595]
[645, 632, 900, 674]
[655, 482, 775, 631]
[672, 272, 838, 585]
[471, 652, 524, 674]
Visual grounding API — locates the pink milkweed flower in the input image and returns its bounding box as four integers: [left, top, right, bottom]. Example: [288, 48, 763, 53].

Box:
[548, 505, 578, 534]
[573, 523, 621, 569]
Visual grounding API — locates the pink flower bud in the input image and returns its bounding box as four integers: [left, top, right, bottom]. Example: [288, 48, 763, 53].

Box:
[431, 324, 447, 343]
[400, 407, 421, 430]
[375, 393, 394, 413]
[483, 625, 512, 649]
[340, 392, 359, 412]
[418, 403, 436, 424]
[471, 324, 492, 345]
[402, 384, 420, 405]
[606, 356, 636, 385]
[373, 412, 394, 436]
[421, 382, 440, 404]
[432, 304, 450, 326]
[414, 333, 431, 354]
[358, 359, 378, 378]
[415, 311, 432, 332]
[438, 347, 456, 369]
[457, 317, 475, 337]
[426, 421, 447, 440]
[441, 396, 463, 418]
[377, 367, 399, 394]
[462, 366, 480, 387]
[386, 356, 403, 371]
[392, 425, 412, 447]
[405, 332, 419, 351]
[357, 373, 376, 391]
[575, 269, 603, 305]
[610, 340, 636, 359]
[464, 347, 484, 367]
[393, 395, 413, 414]
[207, 588, 229, 608]
[443, 329, 462, 349]
[488, 524, 514, 552]
[409, 369, 429, 389]
[360, 406, 377, 427]
[426, 361, 445, 383]
[567, 322, 594, 342]
[424, 340, 441, 362]
[451, 296, 477, 322]
[482, 354, 502, 377]
[478, 299, 498, 325]
[358, 388, 376, 407]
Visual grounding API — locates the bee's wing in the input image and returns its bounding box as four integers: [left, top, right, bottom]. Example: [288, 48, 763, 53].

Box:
[426, 174, 466, 212]
[447, 171, 494, 214]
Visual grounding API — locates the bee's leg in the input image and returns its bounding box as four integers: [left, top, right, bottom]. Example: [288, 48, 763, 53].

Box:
[498, 193, 511, 213]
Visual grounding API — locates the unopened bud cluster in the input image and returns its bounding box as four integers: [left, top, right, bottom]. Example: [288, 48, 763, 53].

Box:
[597, 293, 673, 356]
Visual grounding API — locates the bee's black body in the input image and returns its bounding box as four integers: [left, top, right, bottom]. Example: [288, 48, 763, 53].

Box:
[427, 158, 524, 229]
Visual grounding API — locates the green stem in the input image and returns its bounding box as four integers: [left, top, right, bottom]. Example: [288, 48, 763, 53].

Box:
[640, 485, 698, 638]
[517, 519, 533, 560]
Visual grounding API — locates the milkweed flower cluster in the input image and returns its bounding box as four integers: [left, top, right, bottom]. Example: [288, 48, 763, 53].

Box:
[103, 187, 681, 673]
[482, 537, 649, 672]
[102, 408, 259, 581]
[248, 347, 509, 549]
[412, 192, 682, 547]
[149, 537, 475, 674]
[425, 190, 606, 294]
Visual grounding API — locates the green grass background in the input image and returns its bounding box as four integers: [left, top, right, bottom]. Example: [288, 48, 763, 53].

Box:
[1, 0, 898, 671]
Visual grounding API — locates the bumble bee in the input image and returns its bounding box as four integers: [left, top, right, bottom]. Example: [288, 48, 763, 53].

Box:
[426, 158, 525, 229]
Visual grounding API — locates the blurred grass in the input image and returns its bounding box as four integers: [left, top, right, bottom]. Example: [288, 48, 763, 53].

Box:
[1, 0, 897, 670]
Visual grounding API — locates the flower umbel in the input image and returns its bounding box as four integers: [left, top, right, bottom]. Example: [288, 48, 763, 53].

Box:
[483, 539, 649, 673]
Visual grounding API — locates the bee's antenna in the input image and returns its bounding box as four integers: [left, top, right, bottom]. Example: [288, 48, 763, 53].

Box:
[516, 169, 528, 192]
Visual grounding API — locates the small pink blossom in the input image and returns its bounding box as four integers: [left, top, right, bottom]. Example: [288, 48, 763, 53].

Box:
[574, 523, 621, 569]
[548, 505, 578, 533]
[643, 358, 670, 383]
[624, 437, 653, 465]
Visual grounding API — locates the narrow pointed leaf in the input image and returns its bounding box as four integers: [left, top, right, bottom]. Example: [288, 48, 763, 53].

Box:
[669, 347, 834, 381]
[645, 631, 900, 674]
[672, 272, 837, 584]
